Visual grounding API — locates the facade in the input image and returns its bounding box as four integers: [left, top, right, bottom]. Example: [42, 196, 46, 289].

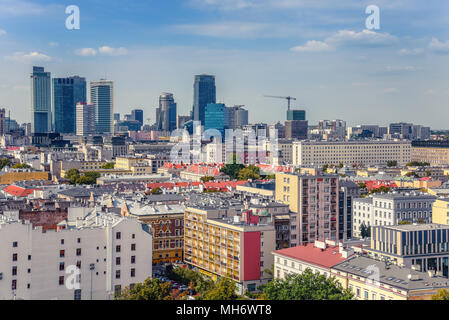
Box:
[0, 207, 152, 300]
[339, 180, 361, 240]
[204, 103, 229, 138]
[122, 202, 184, 264]
[367, 224, 449, 277]
[411, 140, 449, 166]
[90, 80, 113, 134]
[352, 192, 437, 238]
[285, 120, 308, 140]
[31, 66, 52, 133]
[193, 74, 216, 125]
[275, 172, 339, 246]
[76, 103, 96, 136]
[293, 140, 411, 166]
[227, 105, 248, 129]
[156, 93, 177, 132]
[131, 109, 143, 126]
[432, 198, 449, 225]
[184, 206, 275, 294]
[286, 110, 305, 121]
[53, 76, 87, 134]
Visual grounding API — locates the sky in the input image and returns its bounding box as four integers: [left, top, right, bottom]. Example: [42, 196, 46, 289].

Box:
[0, 0, 449, 129]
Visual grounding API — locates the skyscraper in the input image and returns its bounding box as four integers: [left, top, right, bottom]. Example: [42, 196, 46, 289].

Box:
[31, 66, 52, 133]
[53, 76, 86, 134]
[0, 108, 5, 135]
[204, 103, 229, 138]
[76, 103, 96, 136]
[156, 93, 177, 132]
[193, 74, 216, 125]
[90, 80, 113, 134]
[131, 109, 143, 126]
[227, 105, 248, 129]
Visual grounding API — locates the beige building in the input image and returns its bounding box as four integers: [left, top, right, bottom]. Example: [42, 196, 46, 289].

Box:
[293, 140, 411, 167]
[432, 198, 449, 225]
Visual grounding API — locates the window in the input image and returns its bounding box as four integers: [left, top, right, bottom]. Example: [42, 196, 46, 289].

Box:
[60, 250, 65, 258]
[59, 276, 65, 286]
[116, 245, 121, 253]
[114, 285, 121, 298]
[12, 280, 17, 290]
[131, 244, 136, 251]
[76, 248, 82, 256]
[27, 269, 31, 274]
[77, 238, 81, 243]
[116, 232, 121, 240]
[131, 256, 136, 264]
[76, 261, 81, 269]
[116, 270, 120, 279]
[131, 268, 135, 277]
[12, 241, 18, 248]
[12, 253, 17, 261]
[74, 289, 81, 300]
[132, 234, 135, 239]
[59, 262, 65, 271]
[12, 266, 17, 276]
[61, 239, 64, 245]
[116, 257, 121, 266]
[28, 255, 31, 261]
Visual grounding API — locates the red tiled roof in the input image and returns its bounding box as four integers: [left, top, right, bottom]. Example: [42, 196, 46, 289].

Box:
[3, 185, 41, 197]
[273, 243, 350, 269]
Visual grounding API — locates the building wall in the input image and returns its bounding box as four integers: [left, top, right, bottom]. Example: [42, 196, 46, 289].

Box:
[0, 171, 50, 185]
[432, 199, 449, 225]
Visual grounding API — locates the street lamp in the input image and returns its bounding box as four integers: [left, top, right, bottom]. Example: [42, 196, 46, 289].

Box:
[89, 263, 95, 300]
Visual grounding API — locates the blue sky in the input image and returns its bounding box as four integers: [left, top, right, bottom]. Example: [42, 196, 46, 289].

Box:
[1, 0, 449, 128]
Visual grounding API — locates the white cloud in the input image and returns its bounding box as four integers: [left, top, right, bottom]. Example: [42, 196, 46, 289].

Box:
[75, 48, 97, 56]
[5, 51, 51, 63]
[397, 48, 424, 56]
[0, 29, 6, 36]
[429, 38, 449, 54]
[98, 46, 128, 56]
[291, 40, 333, 53]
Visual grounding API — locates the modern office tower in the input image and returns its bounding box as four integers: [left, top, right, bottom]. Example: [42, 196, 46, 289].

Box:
[184, 205, 275, 294]
[338, 181, 361, 240]
[204, 103, 229, 138]
[293, 140, 412, 166]
[227, 105, 248, 129]
[113, 113, 120, 121]
[287, 109, 305, 121]
[131, 109, 143, 125]
[31, 66, 52, 133]
[176, 115, 192, 129]
[285, 120, 308, 139]
[156, 93, 177, 132]
[412, 125, 431, 140]
[90, 80, 113, 134]
[347, 125, 387, 139]
[275, 172, 339, 245]
[0, 108, 5, 135]
[76, 103, 96, 136]
[389, 122, 413, 138]
[193, 74, 216, 125]
[53, 76, 87, 134]
[352, 192, 437, 238]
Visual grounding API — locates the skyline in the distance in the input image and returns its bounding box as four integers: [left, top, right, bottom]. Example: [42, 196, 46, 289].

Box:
[0, 0, 448, 128]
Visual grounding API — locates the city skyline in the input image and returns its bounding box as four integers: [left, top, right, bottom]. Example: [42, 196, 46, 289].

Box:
[0, 0, 448, 128]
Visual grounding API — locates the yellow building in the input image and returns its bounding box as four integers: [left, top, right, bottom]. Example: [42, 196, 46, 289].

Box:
[332, 256, 449, 300]
[0, 171, 50, 184]
[411, 145, 449, 166]
[115, 157, 153, 175]
[432, 198, 449, 225]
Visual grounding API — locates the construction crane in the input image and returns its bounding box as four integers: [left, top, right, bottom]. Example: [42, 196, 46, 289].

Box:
[263, 95, 297, 111]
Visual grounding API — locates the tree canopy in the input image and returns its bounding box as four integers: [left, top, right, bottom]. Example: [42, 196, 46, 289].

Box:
[101, 162, 115, 169]
[432, 289, 449, 300]
[64, 169, 100, 185]
[237, 165, 261, 181]
[117, 277, 174, 300]
[262, 269, 353, 300]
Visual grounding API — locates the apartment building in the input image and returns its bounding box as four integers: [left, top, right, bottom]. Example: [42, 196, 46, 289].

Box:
[411, 140, 449, 166]
[273, 240, 354, 280]
[275, 172, 339, 246]
[184, 205, 275, 294]
[432, 198, 449, 225]
[367, 224, 449, 277]
[352, 192, 437, 237]
[332, 255, 449, 300]
[339, 180, 361, 240]
[293, 140, 411, 166]
[0, 207, 152, 300]
[121, 201, 184, 264]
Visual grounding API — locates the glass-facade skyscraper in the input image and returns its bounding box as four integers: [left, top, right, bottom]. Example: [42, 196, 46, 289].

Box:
[131, 109, 144, 126]
[287, 109, 306, 121]
[90, 80, 114, 134]
[31, 66, 52, 133]
[156, 93, 177, 132]
[53, 76, 86, 134]
[204, 103, 229, 139]
[193, 74, 216, 125]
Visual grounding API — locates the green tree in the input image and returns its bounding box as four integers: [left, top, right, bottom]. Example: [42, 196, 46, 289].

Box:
[432, 289, 449, 300]
[360, 222, 371, 238]
[386, 160, 397, 167]
[101, 162, 115, 169]
[13, 163, 31, 169]
[220, 159, 245, 180]
[262, 269, 353, 300]
[0, 158, 11, 170]
[399, 220, 411, 225]
[151, 187, 163, 195]
[64, 168, 81, 184]
[237, 165, 261, 180]
[322, 164, 329, 172]
[357, 182, 366, 189]
[338, 162, 344, 168]
[117, 277, 173, 300]
[200, 176, 215, 182]
[203, 278, 238, 300]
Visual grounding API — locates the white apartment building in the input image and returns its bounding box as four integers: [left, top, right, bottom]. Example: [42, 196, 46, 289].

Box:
[353, 192, 437, 237]
[76, 103, 96, 136]
[0, 207, 152, 300]
[293, 140, 411, 167]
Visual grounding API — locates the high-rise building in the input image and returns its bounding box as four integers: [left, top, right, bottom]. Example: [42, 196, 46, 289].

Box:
[53, 76, 86, 134]
[156, 93, 177, 132]
[287, 109, 305, 121]
[389, 122, 413, 138]
[76, 103, 96, 136]
[193, 74, 216, 125]
[90, 80, 113, 134]
[113, 113, 120, 122]
[0, 108, 5, 135]
[338, 181, 361, 240]
[204, 103, 229, 138]
[285, 120, 308, 139]
[176, 115, 192, 129]
[227, 105, 248, 129]
[131, 109, 143, 125]
[31, 66, 52, 133]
